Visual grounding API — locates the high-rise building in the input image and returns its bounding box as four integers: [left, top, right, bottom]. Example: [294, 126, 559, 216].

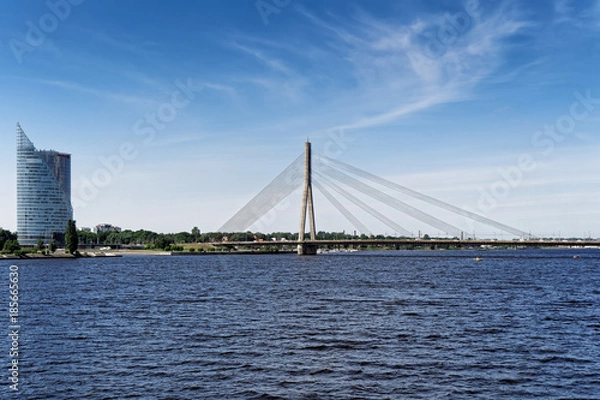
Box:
[16, 123, 73, 246]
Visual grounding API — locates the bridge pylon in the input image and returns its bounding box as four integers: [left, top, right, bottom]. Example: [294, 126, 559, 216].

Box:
[298, 141, 318, 255]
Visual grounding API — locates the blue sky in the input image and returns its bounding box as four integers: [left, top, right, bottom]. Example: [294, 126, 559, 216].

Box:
[1, 0, 599, 237]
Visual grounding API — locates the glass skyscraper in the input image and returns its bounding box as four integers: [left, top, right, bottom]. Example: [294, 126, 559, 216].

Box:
[16, 123, 73, 246]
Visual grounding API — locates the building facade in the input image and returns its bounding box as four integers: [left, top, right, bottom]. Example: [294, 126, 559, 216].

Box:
[93, 224, 121, 234]
[16, 123, 73, 246]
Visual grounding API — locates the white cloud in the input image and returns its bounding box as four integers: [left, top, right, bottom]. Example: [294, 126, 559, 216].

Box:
[288, 2, 528, 134]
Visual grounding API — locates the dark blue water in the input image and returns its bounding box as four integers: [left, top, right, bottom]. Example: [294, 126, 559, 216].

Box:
[2, 249, 600, 399]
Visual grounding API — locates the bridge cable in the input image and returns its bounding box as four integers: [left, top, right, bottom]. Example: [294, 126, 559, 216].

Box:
[320, 164, 464, 237]
[315, 172, 411, 236]
[218, 154, 304, 232]
[312, 179, 371, 236]
[320, 155, 530, 238]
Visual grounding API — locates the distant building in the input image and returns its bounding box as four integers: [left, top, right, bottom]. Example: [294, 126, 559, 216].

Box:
[16, 123, 73, 246]
[93, 224, 122, 234]
[78, 227, 92, 232]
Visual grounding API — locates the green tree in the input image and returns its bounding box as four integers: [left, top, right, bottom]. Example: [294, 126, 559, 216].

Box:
[3, 239, 21, 254]
[106, 231, 122, 244]
[0, 229, 18, 250]
[132, 229, 158, 245]
[96, 230, 111, 245]
[65, 220, 79, 254]
[77, 230, 97, 245]
[120, 230, 133, 245]
[154, 235, 172, 250]
[174, 231, 191, 244]
[37, 238, 44, 252]
[49, 239, 57, 253]
[191, 226, 200, 242]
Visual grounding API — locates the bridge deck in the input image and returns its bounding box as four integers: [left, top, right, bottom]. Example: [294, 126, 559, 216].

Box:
[212, 239, 600, 248]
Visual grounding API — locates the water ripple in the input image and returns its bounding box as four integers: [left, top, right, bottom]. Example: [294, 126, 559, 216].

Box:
[1, 249, 599, 399]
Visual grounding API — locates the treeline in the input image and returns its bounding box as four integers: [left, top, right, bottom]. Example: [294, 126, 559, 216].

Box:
[78, 227, 206, 248]
[0, 228, 59, 255]
[77, 228, 283, 247]
[2, 225, 412, 254]
[78, 227, 408, 248]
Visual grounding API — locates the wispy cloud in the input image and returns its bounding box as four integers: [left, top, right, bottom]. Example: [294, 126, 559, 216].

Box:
[145, 134, 203, 148]
[202, 82, 239, 99]
[339, 91, 455, 131]
[94, 31, 161, 59]
[553, 0, 600, 29]
[19, 77, 154, 105]
[229, 42, 294, 75]
[208, 2, 532, 148]
[225, 39, 310, 102]
[554, 0, 575, 22]
[586, 0, 600, 28]
[286, 2, 528, 134]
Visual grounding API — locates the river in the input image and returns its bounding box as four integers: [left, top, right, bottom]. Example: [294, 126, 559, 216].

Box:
[2, 249, 599, 399]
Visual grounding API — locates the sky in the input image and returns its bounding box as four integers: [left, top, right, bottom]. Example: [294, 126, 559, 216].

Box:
[1, 0, 599, 238]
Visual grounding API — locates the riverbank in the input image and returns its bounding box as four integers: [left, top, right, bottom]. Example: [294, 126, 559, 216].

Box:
[1, 249, 295, 259]
[114, 249, 295, 256]
[0, 251, 123, 260]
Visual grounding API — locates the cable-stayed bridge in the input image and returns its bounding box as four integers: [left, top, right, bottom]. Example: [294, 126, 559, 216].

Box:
[218, 142, 599, 255]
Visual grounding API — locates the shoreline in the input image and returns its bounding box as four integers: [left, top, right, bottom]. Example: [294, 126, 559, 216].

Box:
[0, 252, 123, 260]
[2, 246, 596, 261]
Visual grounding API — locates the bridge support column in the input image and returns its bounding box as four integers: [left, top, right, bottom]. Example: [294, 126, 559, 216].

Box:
[298, 141, 317, 256]
[297, 243, 318, 256]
